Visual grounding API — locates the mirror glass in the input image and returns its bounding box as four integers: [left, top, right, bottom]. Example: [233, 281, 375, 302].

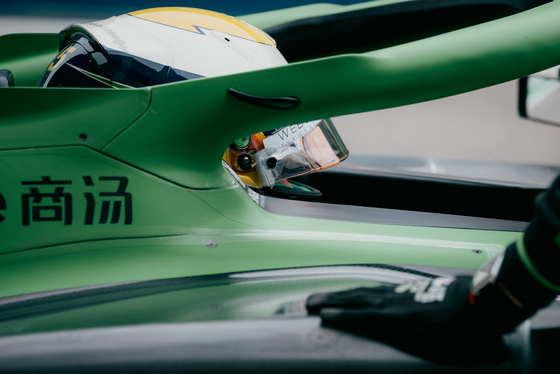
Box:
[522, 69, 560, 126]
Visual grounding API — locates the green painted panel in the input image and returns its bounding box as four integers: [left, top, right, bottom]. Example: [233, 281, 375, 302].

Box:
[0, 33, 59, 87]
[0, 221, 517, 297]
[0, 1, 554, 301]
[0, 87, 150, 150]
[0, 147, 252, 253]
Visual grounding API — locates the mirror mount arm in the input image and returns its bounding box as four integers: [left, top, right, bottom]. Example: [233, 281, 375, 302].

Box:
[518, 77, 528, 119]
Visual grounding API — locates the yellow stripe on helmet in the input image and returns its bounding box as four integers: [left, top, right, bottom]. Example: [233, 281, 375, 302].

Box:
[129, 7, 276, 46]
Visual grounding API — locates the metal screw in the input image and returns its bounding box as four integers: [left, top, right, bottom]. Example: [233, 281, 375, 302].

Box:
[472, 249, 483, 254]
[206, 240, 217, 248]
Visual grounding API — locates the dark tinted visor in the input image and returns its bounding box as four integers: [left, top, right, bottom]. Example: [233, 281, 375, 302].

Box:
[39, 38, 204, 88]
[38, 36, 114, 88]
[106, 49, 204, 87]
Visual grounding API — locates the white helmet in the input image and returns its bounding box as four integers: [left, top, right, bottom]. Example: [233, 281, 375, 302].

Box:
[39, 7, 286, 87]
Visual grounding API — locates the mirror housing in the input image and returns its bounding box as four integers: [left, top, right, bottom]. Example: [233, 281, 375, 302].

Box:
[519, 67, 560, 126]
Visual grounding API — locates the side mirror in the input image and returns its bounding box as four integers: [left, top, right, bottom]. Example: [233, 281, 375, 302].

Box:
[519, 68, 560, 126]
[0, 69, 14, 87]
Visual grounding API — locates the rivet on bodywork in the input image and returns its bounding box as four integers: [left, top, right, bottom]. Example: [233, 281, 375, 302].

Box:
[472, 249, 483, 254]
[206, 240, 217, 248]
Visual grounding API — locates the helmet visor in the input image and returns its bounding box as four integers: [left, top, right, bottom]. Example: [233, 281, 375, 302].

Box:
[255, 119, 348, 187]
[38, 36, 115, 88]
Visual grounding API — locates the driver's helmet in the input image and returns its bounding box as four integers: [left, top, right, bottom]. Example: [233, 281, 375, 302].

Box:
[39, 7, 348, 188]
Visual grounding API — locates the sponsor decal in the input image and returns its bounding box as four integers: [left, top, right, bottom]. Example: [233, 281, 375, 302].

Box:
[1, 176, 133, 226]
[263, 120, 321, 149]
[395, 277, 454, 303]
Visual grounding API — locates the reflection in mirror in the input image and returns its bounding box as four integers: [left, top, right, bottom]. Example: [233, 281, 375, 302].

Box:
[519, 69, 560, 126]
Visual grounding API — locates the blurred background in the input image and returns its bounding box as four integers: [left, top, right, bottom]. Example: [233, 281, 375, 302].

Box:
[2, 0, 560, 185]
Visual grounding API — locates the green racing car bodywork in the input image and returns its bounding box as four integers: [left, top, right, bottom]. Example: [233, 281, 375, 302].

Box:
[1, 0, 560, 371]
